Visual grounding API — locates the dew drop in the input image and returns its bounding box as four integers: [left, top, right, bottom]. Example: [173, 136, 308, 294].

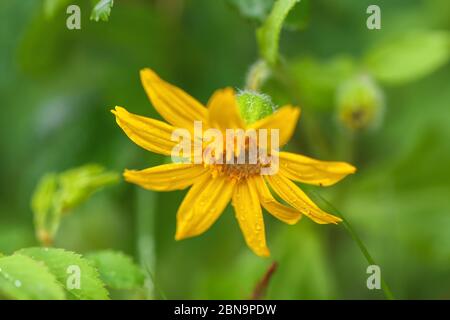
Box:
[14, 280, 22, 288]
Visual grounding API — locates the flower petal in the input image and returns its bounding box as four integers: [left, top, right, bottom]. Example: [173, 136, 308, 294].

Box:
[208, 88, 245, 131]
[232, 179, 270, 257]
[112, 106, 178, 156]
[175, 174, 235, 240]
[252, 176, 301, 225]
[265, 174, 342, 224]
[249, 105, 300, 147]
[124, 164, 208, 191]
[140, 68, 208, 133]
[279, 152, 356, 186]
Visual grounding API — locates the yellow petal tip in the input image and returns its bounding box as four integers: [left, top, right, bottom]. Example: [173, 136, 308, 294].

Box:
[175, 225, 188, 241]
[174, 231, 185, 241]
[258, 248, 271, 258]
[140, 68, 159, 81]
[122, 169, 134, 180]
[111, 106, 126, 116]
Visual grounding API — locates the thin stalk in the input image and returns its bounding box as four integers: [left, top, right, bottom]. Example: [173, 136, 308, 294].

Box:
[136, 188, 157, 299]
[308, 190, 395, 300]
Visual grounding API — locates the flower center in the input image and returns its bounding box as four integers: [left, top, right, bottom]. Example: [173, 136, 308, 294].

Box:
[218, 162, 263, 180]
[208, 150, 271, 181]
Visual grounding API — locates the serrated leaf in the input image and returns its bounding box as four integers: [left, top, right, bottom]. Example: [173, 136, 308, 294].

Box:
[364, 31, 450, 85]
[257, 0, 300, 65]
[0, 254, 65, 300]
[90, 0, 114, 22]
[86, 250, 145, 290]
[17, 248, 109, 300]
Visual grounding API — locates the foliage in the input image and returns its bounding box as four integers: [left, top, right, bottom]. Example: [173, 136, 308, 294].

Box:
[86, 250, 145, 290]
[31, 164, 119, 245]
[90, 0, 114, 22]
[0, 254, 65, 300]
[364, 30, 450, 85]
[0, 0, 449, 300]
[0, 248, 144, 300]
[257, 0, 300, 65]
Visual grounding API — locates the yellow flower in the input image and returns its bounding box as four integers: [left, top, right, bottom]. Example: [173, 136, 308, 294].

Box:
[112, 68, 356, 257]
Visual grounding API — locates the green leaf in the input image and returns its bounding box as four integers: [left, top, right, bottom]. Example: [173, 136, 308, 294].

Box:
[0, 254, 65, 300]
[85, 250, 145, 290]
[31, 173, 58, 245]
[55, 164, 120, 213]
[31, 164, 119, 245]
[364, 31, 450, 85]
[257, 0, 300, 65]
[90, 0, 114, 22]
[17, 248, 109, 300]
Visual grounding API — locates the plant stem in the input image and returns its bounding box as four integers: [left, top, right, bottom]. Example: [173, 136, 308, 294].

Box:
[136, 188, 157, 299]
[308, 190, 395, 300]
[251, 262, 278, 300]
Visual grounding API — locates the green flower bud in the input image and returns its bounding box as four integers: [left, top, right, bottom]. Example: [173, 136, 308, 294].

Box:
[336, 74, 385, 131]
[237, 90, 275, 125]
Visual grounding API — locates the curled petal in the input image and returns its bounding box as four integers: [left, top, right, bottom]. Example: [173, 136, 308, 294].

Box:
[112, 106, 177, 156]
[252, 176, 301, 225]
[265, 174, 342, 224]
[279, 152, 356, 186]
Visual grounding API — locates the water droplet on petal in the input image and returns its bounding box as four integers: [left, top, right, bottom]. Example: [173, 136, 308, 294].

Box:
[14, 280, 21, 287]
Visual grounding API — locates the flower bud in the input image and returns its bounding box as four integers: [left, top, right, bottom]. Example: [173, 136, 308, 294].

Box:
[237, 90, 275, 125]
[336, 74, 385, 131]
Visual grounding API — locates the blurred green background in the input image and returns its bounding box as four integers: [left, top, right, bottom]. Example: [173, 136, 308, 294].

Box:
[0, 0, 449, 299]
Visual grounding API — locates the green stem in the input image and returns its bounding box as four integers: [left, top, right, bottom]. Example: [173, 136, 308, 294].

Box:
[136, 188, 157, 299]
[308, 190, 395, 300]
